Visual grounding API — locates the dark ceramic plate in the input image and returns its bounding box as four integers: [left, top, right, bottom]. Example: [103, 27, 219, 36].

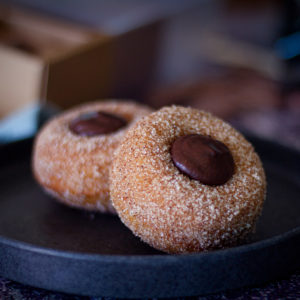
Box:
[0, 136, 299, 298]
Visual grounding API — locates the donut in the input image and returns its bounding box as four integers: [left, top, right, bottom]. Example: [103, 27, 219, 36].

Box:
[32, 100, 152, 213]
[110, 106, 266, 253]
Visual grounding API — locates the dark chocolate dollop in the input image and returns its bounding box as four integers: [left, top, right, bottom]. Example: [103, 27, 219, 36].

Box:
[171, 134, 234, 185]
[69, 111, 127, 136]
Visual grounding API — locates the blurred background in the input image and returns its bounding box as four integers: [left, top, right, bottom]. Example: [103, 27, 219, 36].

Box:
[0, 0, 299, 149]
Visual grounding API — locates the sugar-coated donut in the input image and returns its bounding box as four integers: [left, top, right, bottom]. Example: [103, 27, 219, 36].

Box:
[110, 106, 266, 253]
[33, 100, 152, 213]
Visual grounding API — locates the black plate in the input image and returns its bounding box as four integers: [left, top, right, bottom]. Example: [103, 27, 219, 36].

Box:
[0, 136, 299, 298]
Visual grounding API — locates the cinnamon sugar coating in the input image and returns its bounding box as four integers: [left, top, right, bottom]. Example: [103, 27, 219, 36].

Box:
[32, 100, 152, 213]
[110, 106, 266, 253]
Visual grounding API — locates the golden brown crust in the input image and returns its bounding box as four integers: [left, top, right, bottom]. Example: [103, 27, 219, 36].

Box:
[32, 100, 152, 213]
[110, 106, 266, 253]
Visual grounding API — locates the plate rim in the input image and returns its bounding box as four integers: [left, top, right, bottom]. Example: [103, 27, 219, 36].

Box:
[0, 225, 299, 262]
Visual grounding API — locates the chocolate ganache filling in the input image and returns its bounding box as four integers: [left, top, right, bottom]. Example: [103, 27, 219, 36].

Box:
[171, 134, 235, 185]
[69, 111, 127, 136]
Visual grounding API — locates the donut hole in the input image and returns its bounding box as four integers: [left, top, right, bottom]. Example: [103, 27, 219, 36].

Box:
[111, 106, 266, 253]
[33, 100, 152, 213]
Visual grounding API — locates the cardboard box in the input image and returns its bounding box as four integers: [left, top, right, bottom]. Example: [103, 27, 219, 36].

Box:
[0, 5, 161, 118]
